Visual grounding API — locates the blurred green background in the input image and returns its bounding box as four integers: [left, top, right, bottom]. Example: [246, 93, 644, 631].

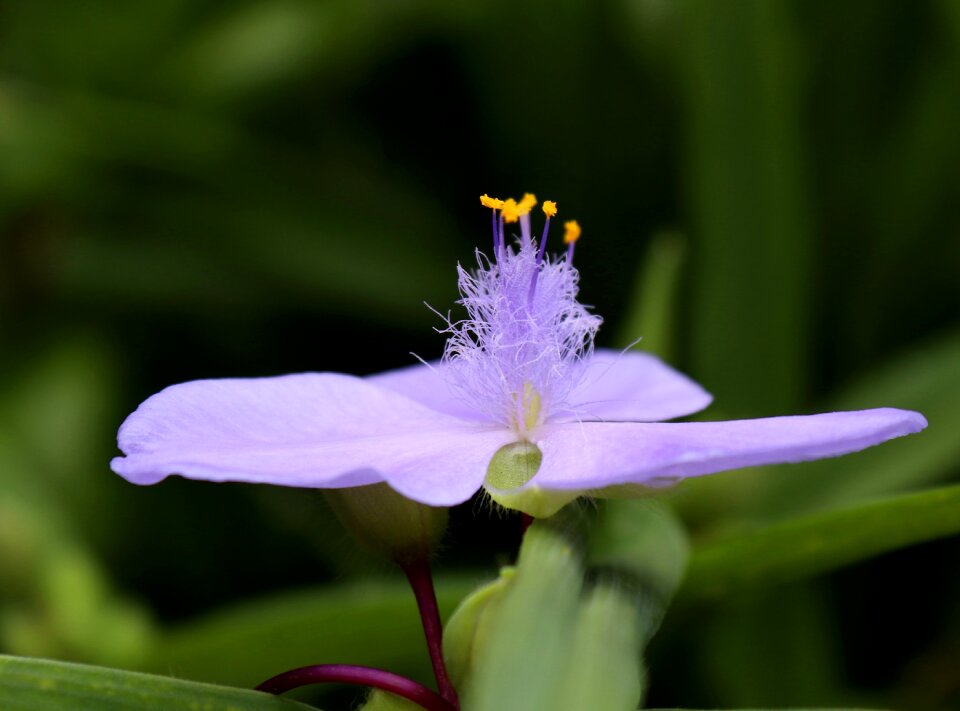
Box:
[1, 0, 958, 709]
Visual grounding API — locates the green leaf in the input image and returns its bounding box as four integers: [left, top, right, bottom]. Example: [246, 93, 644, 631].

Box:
[0, 337, 122, 542]
[0, 654, 318, 711]
[0, 339, 155, 668]
[680, 0, 811, 414]
[670, 329, 960, 530]
[148, 576, 479, 688]
[752, 329, 960, 518]
[616, 231, 686, 360]
[680, 483, 960, 603]
[697, 585, 847, 707]
[589, 499, 689, 644]
[1, 546, 154, 669]
[165, 0, 454, 104]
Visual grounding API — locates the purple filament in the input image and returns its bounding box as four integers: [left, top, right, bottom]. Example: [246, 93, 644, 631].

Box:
[527, 216, 552, 300]
[497, 213, 505, 261]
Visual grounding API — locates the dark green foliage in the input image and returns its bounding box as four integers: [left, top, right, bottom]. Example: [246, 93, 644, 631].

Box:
[1, 1, 958, 710]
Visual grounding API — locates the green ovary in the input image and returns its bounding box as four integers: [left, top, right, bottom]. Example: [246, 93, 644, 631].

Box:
[483, 440, 579, 518]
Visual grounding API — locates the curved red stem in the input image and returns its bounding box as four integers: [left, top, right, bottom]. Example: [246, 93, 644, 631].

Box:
[255, 663, 455, 711]
[401, 560, 460, 708]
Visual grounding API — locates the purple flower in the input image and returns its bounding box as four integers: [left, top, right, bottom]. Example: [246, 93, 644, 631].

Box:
[111, 194, 926, 516]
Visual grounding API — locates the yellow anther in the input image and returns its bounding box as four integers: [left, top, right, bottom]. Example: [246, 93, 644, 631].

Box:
[480, 194, 505, 209]
[542, 200, 557, 218]
[517, 193, 537, 215]
[502, 198, 521, 223]
[563, 220, 581, 244]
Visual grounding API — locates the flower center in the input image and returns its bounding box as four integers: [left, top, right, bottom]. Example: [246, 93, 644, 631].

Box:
[440, 194, 601, 430]
[512, 382, 542, 435]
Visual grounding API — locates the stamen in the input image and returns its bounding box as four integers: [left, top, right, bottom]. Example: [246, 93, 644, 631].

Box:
[520, 212, 532, 245]
[528, 200, 557, 301]
[498, 211, 505, 259]
[564, 219, 581, 261]
[444, 195, 601, 430]
[536, 201, 556, 265]
[480, 194, 505, 256]
[517, 194, 537, 244]
[479, 194, 505, 210]
[517, 193, 537, 214]
[501, 198, 521, 224]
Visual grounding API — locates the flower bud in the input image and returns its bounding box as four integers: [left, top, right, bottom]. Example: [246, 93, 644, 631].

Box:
[325, 483, 448, 564]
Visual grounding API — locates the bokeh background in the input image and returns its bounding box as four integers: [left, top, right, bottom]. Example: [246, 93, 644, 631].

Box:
[1, 0, 959, 709]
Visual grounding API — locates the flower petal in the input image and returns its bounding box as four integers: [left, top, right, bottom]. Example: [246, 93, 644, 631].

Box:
[366, 361, 488, 421]
[531, 408, 927, 490]
[111, 373, 510, 506]
[555, 349, 712, 423]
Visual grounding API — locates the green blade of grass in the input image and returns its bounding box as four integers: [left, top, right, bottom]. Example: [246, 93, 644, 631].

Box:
[754, 329, 960, 518]
[0, 655, 318, 711]
[679, 483, 960, 604]
[616, 231, 687, 361]
[680, 0, 811, 414]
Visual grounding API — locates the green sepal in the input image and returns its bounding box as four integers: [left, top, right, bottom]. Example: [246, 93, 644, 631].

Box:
[464, 524, 584, 711]
[442, 567, 516, 692]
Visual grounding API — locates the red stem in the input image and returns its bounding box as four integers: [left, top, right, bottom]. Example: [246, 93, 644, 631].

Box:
[521, 513, 535, 534]
[401, 560, 460, 709]
[256, 664, 455, 711]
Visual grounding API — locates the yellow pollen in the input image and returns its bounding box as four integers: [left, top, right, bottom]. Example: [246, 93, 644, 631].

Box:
[563, 220, 581, 244]
[502, 198, 521, 223]
[480, 194, 505, 210]
[542, 200, 557, 218]
[517, 193, 537, 215]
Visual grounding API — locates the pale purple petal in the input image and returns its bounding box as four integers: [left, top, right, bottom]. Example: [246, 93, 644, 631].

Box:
[555, 348, 713, 423]
[366, 361, 490, 422]
[530, 408, 928, 490]
[111, 373, 510, 506]
[376, 426, 514, 505]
